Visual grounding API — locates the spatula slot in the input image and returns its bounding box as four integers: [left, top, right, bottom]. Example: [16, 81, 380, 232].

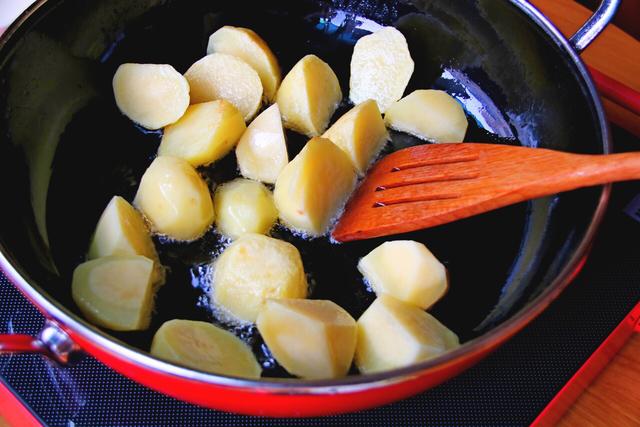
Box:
[390, 154, 479, 172]
[373, 193, 460, 207]
[375, 172, 479, 191]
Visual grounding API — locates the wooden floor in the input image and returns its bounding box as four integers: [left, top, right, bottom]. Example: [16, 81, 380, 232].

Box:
[558, 334, 640, 427]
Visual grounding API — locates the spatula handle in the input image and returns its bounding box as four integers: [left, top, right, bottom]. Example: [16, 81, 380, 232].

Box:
[572, 152, 640, 185]
[527, 151, 640, 201]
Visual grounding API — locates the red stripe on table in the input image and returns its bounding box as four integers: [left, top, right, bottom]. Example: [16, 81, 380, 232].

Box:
[590, 66, 640, 117]
[0, 379, 43, 427]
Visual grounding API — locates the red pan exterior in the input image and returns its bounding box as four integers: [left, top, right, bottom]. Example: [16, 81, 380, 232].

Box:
[69, 327, 486, 416]
[0, 250, 589, 417]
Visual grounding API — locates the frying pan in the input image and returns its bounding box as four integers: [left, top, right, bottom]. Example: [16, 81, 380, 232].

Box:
[0, 0, 619, 417]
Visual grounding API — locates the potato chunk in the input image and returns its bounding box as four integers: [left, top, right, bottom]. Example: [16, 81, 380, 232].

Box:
[207, 26, 281, 102]
[355, 295, 460, 374]
[88, 196, 165, 286]
[151, 319, 261, 379]
[236, 104, 288, 184]
[384, 90, 468, 143]
[349, 27, 414, 113]
[72, 255, 155, 331]
[276, 55, 342, 137]
[158, 100, 246, 167]
[358, 240, 447, 309]
[113, 63, 189, 130]
[134, 156, 214, 241]
[322, 100, 388, 175]
[257, 299, 356, 379]
[212, 234, 307, 322]
[274, 137, 356, 236]
[214, 178, 278, 239]
[185, 53, 263, 121]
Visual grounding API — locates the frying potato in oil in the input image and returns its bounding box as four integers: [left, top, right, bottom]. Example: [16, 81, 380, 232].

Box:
[355, 295, 459, 374]
[358, 240, 447, 310]
[72, 255, 156, 331]
[207, 26, 281, 102]
[185, 53, 263, 121]
[88, 196, 165, 287]
[276, 55, 342, 137]
[257, 298, 357, 379]
[236, 103, 288, 184]
[134, 156, 214, 242]
[212, 234, 308, 323]
[214, 178, 278, 239]
[274, 137, 356, 236]
[384, 89, 468, 143]
[349, 27, 414, 113]
[159, 100, 246, 167]
[322, 99, 388, 175]
[113, 63, 189, 130]
[151, 319, 261, 379]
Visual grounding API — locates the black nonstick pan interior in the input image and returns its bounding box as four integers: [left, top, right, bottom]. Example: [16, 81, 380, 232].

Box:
[0, 0, 606, 379]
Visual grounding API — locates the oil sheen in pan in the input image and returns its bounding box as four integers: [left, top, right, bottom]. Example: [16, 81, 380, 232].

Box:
[46, 4, 539, 378]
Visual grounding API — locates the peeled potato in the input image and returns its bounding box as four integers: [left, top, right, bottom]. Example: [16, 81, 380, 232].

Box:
[151, 319, 261, 378]
[349, 27, 414, 113]
[276, 55, 342, 137]
[257, 299, 356, 379]
[134, 156, 214, 241]
[236, 103, 288, 184]
[184, 53, 263, 121]
[72, 255, 155, 331]
[88, 196, 165, 287]
[358, 240, 447, 309]
[274, 137, 356, 236]
[158, 100, 246, 167]
[384, 89, 468, 143]
[207, 26, 281, 102]
[322, 100, 389, 175]
[214, 178, 278, 239]
[355, 295, 460, 374]
[212, 234, 307, 322]
[113, 63, 189, 130]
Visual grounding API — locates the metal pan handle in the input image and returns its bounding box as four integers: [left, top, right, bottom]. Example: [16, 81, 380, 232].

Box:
[0, 320, 81, 364]
[569, 0, 621, 53]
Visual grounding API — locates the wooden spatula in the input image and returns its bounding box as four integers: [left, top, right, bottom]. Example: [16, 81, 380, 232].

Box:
[332, 143, 640, 242]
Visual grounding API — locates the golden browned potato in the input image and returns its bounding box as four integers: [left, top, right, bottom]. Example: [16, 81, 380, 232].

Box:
[207, 26, 281, 102]
[358, 240, 447, 309]
[72, 255, 155, 331]
[113, 63, 189, 130]
[384, 90, 468, 142]
[158, 100, 246, 167]
[134, 156, 214, 241]
[349, 27, 414, 113]
[214, 178, 278, 239]
[212, 234, 307, 323]
[257, 299, 357, 379]
[322, 99, 388, 175]
[355, 295, 460, 374]
[276, 55, 342, 137]
[184, 53, 263, 121]
[235, 103, 288, 184]
[88, 196, 165, 287]
[151, 319, 261, 378]
[274, 137, 356, 236]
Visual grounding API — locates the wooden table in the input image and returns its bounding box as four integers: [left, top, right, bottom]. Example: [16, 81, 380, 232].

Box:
[559, 334, 640, 426]
[530, 0, 640, 137]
